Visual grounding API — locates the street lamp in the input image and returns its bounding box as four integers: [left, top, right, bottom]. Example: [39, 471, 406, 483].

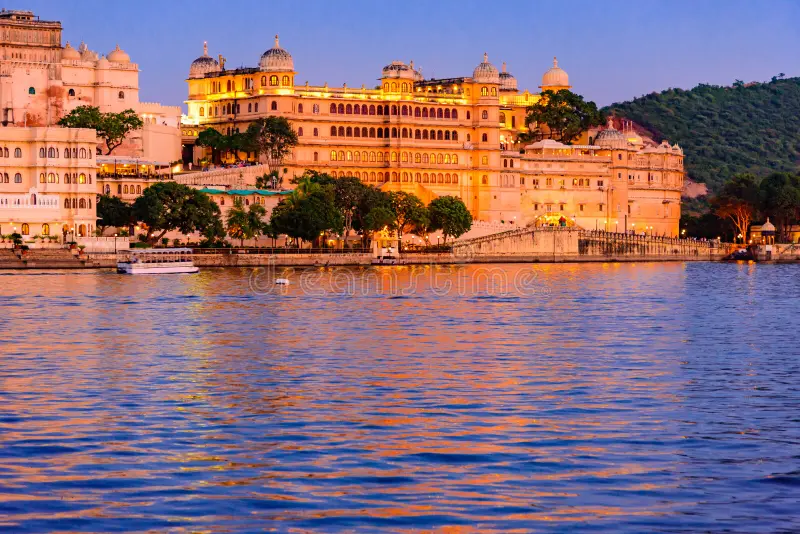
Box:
[737, 233, 743, 243]
[114, 233, 118, 254]
[615, 220, 618, 233]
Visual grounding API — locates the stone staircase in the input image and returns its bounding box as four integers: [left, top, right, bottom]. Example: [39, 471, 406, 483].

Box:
[0, 248, 89, 269]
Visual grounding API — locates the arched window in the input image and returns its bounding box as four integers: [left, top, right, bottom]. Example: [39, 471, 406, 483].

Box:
[346, 126, 352, 137]
[39, 173, 45, 183]
[444, 131, 450, 141]
[361, 127, 367, 137]
[482, 110, 488, 119]
[422, 154, 429, 164]
[137, 185, 141, 194]
[47, 173, 56, 183]
[270, 75, 278, 86]
[415, 107, 421, 117]
[452, 174, 459, 184]
[14, 173, 21, 183]
[298, 127, 304, 136]
[422, 130, 428, 140]
[437, 108, 443, 119]
[346, 104, 352, 114]
[79, 198, 87, 209]
[370, 152, 376, 162]
[376, 105, 383, 116]
[392, 172, 398, 182]
[354, 127, 361, 138]
[437, 154, 443, 164]
[452, 109, 458, 119]
[384, 127, 390, 138]
[78, 173, 86, 184]
[261, 76, 267, 86]
[330, 150, 337, 161]
[330, 103, 337, 114]
[346, 151, 352, 161]
[453, 155, 458, 164]
[422, 108, 428, 118]
[437, 130, 443, 140]
[14, 148, 21, 158]
[282, 75, 290, 86]
[65, 198, 71, 208]
[452, 131, 458, 141]
[377, 128, 383, 139]
[118, 91, 125, 99]
[313, 151, 319, 162]
[338, 150, 345, 161]
[503, 159, 508, 168]
[499, 112, 506, 125]
[481, 86, 488, 96]
[338, 103, 344, 114]
[354, 151, 360, 162]
[401, 105, 408, 116]
[401, 128, 408, 138]
[123, 185, 129, 194]
[482, 133, 488, 142]
[391, 105, 398, 115]
[491, 87, 497, 96]
[423, 173, 429, 183]
[79, 148, 87, 158]
[401, 83, 408, 92]
[247, 103, 251, 113]
[313, 127, 319, 136]
[313, 104, 320, 114]
[331, 126, 337, 136]
[338, 126, 345, 136]
[391, 83, 397, 92]
[362, 151, 368, 161]
[444, 109, 451, 119]
[482, 175, 488, 185]
[414, 153, 421, 163]
[391, 128, 397, 138]
[466, 111, 471, 120]
[415, 173, 421, 182]
[21, 223, 29, 235]
[369, 127, 376, 138]
[369, 105, 376, 115]
[271, 101, 277, 111]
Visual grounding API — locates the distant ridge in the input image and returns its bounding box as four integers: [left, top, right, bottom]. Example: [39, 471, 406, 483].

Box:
[604, 77, 800, 194]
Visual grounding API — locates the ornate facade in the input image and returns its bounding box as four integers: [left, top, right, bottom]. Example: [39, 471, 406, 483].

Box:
[0, 127, 98, 239]
[181, 38, 683, 235]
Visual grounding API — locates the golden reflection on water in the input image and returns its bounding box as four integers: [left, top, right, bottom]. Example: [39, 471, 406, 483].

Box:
[1, 263, 799, 531]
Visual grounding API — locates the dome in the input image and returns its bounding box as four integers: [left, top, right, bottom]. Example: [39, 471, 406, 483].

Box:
[96, 55, 110, 69]
[594, 117, 627, 148]
[189, 41, 219, 79]
[62, 41, 80, 61]
[107, 44, 130, 63]
[473, 53, 499, 84]
[381, 60, 415, 80]
[541, 56, 570, 88]
[499, 62, 517, 92]
[78, 42, 98, 62]
[761, 218, 776, 233]
[259, 35, 293, 72]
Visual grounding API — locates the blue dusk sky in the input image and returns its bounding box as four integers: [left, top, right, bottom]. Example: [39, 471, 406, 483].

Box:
[13, 0, 800, 110]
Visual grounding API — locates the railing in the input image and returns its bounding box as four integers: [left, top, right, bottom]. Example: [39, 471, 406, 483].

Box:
[580, 229, 718, 248]
[191, 247, 371, 255]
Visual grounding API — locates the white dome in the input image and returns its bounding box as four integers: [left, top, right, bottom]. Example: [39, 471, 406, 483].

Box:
[381, 60, 415, 80]
[107, 44, 130, 63]
[541, 56, 569, 88]
[594, 117, 627, 148]
[473, 53, 499, 84]
[78, 42, 98, 62]
[62, 41, 80, 61]
[189, 41, 219, 79]
[259, 35, 294, 72]
[499, 62, 517, 92]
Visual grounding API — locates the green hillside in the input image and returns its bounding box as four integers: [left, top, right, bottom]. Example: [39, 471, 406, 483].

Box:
[605, 77, 800, 193]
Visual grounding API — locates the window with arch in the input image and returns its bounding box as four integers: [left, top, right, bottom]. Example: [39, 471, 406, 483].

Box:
[271, 101, 277, 111]
[401, 83, 408, 92]
[282, 75, 290, 86]
[298, 127, 304, 136]
[346, 126, 352, 137]
[313, 127, 318, 136]
[14, 173, 21, 183]
[401, 105, 408, 116]
[78, 173, 86, 184]
[247, 103, 252, 113]
[491, 87, 497, 96]
[39, 148, 45, 158]
[270, 75, 278, 86]
[199, 107, 205, 116]
[482, 110, 488, 120]
[14, 148, 21, 158]
[118, 91, 125, 99]
[298, 103, 304, 113]
[331, 126, 337, 136]
[452, 109, 458, 119]
[444, 131, 450, 141]
[39, 173, 45, 183]
[369, 105, 376, 115]
[330, 103, 337, 114]
[79, 198, 87, 209]
[338, 126, 345, 136]
[313, 151, 319, 162]
[313, 104, 320, 114]
[415, 107, 421, 117]
[65, 198, 71, 208]
[123, 185, 129, 194]
[482, 133, 488, 142]
[414, 153, 421, 163]
[437, 154, 443, 164]
[67, 88, 76, 97]
[338, 150, 345, 161]
[354, 151, 360, 162]
[254, 103, 258, 112]
[481, 156, 488, 164]
[330, 150, 338, 161]
[21, 223, 29, 235]
[480, 86, 488, 96]
[499, 112, 506, 125]
[422, 108, 428, 118]
[437, 130, 443, 140]
[481, 175, 488, 185]
[437, 108, 443, 119]
[79, 148, 87, 158]
[261, 76, 267, 86]
[137, 185, 141, 194]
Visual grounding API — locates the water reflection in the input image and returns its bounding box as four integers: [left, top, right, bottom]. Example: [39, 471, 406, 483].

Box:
[0, 264, 798, 532]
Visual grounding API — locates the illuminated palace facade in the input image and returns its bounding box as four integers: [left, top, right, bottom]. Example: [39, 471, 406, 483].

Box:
[183, 38, 683, 235]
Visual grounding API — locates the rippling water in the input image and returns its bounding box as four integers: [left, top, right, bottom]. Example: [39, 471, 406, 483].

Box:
[1, 263, 799, 532]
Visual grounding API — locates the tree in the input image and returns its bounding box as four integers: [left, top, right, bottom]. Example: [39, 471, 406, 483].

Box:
[711, 173, 760, 242]
[525, 89, 605, 144]
[332, 176, 367, 246]
[58, 106, 143, 154]
[132, 181, 222, 245]
[247, 202, 268, 245]
[428, 196, 473, 243]
[270, 189, 342, 247]
[354, 186, 394, 248]
[226, 198, 250, 246]
[246, 116, 298, 169]
[389, 191, 427, 250]
[759, 172, 800, 240]
[96, 194, 132, 233]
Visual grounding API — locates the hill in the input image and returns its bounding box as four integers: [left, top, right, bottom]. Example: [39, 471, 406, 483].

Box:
[605, 77, 800, 194]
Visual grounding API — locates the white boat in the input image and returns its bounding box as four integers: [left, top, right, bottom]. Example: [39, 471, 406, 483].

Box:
[117, 248, 199, 274]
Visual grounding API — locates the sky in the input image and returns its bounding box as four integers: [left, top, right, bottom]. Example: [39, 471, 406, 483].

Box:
[14, 0, 800, 110]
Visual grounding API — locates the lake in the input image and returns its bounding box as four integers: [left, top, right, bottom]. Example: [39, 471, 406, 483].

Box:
[1, 263, 798, 532]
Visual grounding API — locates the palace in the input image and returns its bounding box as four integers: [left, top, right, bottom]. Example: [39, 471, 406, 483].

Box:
[182, 38, 683, 235]
[0, 9, 181, 162]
